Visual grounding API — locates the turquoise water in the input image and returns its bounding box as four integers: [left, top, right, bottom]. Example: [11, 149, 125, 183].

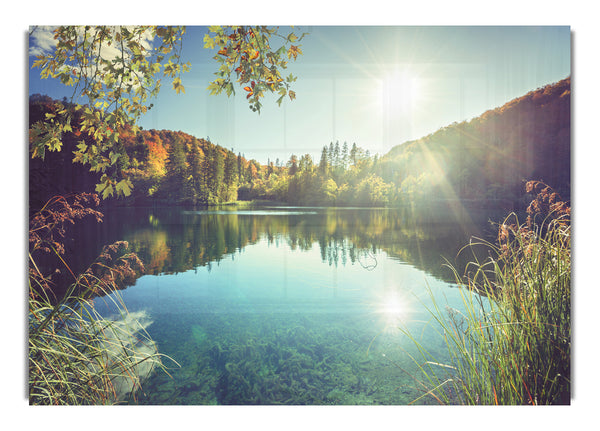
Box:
[92, 206, 491, 405]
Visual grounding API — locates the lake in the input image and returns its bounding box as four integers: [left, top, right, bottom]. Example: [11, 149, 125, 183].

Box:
[90, 204, 499, 405]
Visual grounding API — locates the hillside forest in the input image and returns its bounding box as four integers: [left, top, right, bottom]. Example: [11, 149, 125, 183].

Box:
[29, 76, 570, 213]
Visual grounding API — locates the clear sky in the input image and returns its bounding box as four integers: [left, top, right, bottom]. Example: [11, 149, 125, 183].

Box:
[28, 25, 570, 165]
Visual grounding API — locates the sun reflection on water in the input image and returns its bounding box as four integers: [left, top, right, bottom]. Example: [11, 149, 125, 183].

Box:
[377, 290, 413, 332]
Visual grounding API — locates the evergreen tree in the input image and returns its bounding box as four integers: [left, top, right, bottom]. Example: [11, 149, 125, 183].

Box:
[351, 142, 358, 166]
[328, 142, 335, 167]
[201, 144, 217, 202]
[319, 146, 329, 177]
[334, 140, 340, 169]
[224, 150, 237, 189]
[237, 152, 244, 183]
[246, 162, 255, 181]
[299, 154, 313, 173]
[188, 142, 205, 204]
[214, 148, 225, 201]
[163, 135, 189, 202]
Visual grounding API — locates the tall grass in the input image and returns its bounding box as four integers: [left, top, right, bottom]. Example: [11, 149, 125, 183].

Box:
[28, 194, 176, 405]
[29, 274, 171, 404]
[403, 182, 571, 405]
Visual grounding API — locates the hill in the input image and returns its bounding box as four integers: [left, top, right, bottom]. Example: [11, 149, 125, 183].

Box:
[377, 77, 571, 208]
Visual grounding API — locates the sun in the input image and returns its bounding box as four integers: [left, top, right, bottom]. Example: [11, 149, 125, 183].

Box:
[385, 67, 423, 113]
[369, 65, 427, 129]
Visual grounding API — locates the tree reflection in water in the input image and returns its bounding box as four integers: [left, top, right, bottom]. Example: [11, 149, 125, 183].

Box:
[90, 204, 498, 292]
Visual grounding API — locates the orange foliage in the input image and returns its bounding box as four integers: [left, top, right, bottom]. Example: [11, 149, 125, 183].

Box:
[248, 163, 258, 179]
[146, 139, 168, 176]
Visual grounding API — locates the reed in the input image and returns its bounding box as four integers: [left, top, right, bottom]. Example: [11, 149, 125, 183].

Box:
[28, 194, 176, 405]
[403, 182, 571, 405]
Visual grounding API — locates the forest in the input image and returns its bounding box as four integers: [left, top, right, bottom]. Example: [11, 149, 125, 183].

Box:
[29, 76, 570, 213]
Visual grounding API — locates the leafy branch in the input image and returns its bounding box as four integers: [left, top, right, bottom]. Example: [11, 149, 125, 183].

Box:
[204, 26, 307, 112]
[30, 26, 190, 198]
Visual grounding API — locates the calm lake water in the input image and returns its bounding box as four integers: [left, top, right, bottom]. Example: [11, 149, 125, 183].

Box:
[91, 205, 499, 405]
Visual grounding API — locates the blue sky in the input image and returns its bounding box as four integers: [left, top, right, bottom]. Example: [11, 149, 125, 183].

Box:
[28, 25, 570, 165]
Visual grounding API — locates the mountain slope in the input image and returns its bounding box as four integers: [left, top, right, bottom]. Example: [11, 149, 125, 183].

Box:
[378, 77, 571, 207]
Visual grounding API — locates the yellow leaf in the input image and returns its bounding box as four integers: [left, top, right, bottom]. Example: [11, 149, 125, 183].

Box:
[173, 77, 185, 94]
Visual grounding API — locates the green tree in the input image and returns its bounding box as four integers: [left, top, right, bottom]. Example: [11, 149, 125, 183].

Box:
[215, 149, 226, 201]
[350, 142, 358, 166]
[319, 146, 329, 177]
[356, 174, 392, 207]
[188, 142, 205, 204]
[299, 154, 314, 173]
[328, 142, 335, 167]
[237, 152, 244, 183]
[163, 135, 189, 202]
[319, 178, 338, 205]
[334, 141, 341, 169]
[224, 150, 237, 186]
[203, 146, 225, 202]
[223, 150, 238, 201]
[399, 173, 429, 205]
[342, 141, 349, 171]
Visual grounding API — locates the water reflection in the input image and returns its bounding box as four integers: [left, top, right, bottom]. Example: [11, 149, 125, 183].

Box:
[42, 204, 498, 297]
[110, 205, 497, 287]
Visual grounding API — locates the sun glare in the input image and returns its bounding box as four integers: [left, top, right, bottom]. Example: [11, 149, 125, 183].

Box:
[381, 295, 405, 315]
[387, 68, 423, 113]
[377, 291, 412, 331]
